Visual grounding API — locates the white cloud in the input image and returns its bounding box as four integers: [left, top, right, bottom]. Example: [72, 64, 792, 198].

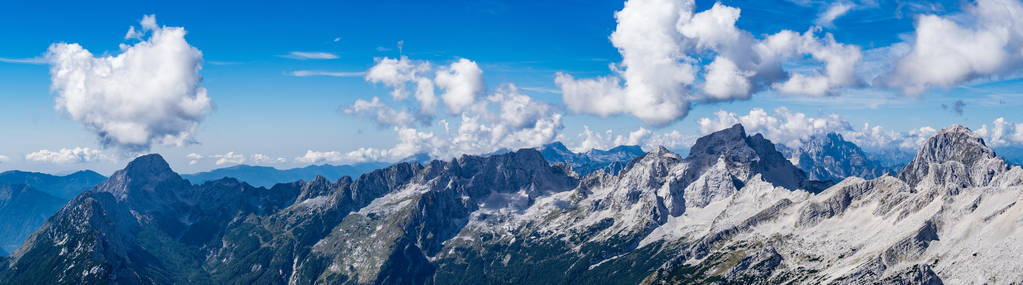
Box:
[976, 117, 1023, 147]
[695, 108, 953, 151]
[341, 97, 420, 127]
[365, 56, 432, 100]
[46, 14, 212, 151]
[815, 2, 855, 27]
[288, 70, 365, 77]
[0, 57, 46, 64]
[571, 126, 693, 152]
[0, 155, 9, 163]
[557, 0, 695, 126]
[697, 107, 851, 148]
[280, 51, 339, 60]
[295, 150, 349, 164]
[435, 58, 484, 114]
[250, 154, 286, 164]
[214, 152, 246, 165]
[555, 0, 864, 126]
[25, 147, 105, 164]
[186, 153, 203, 165]
[882, 0, 1023, 94]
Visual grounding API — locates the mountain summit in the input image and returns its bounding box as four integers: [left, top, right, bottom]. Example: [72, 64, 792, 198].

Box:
[4, 125, 1023, 284]
[898, 125, 1009, 188]
[790, 133, 889, 181]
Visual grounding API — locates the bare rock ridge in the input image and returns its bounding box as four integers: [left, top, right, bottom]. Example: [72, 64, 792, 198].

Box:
[2, 124, 1022, 284]
[791, 133, 890, 181]
[898, 124, 1009, 188]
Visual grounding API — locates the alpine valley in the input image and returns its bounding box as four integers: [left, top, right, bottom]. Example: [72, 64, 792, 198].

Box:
[2, 124, 1022, 284]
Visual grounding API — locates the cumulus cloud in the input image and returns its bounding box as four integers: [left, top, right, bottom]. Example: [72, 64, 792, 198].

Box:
[365, 56, 433, 102]
[295, 150, 352, 164]
[697, 107, 851, 148]
[186, 153, 203, 165]
[214, 152, 246, 165]
[25, 147, 106, 164]
[557, 0, 695, 126]
[977, 117, 1023, 147]
[0, 155, 9, 163]
[46, 14, 212, 151]
[340, 74, 563, 163]
[571, 126, 693, 153]
[435, 58, 484, 114]
[882, 0, 1023, 94]
[556, 0, 864, 126]
[694, 108, 954, 151]
[341, 97, 420, 127]
[280, 51, 339, 60]
[250, 154, 286, 164]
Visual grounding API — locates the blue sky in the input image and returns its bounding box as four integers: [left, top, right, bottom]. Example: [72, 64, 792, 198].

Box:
[2, 0, 1023, 175]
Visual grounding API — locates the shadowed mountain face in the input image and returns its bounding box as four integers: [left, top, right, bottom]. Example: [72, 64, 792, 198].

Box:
[537, 142, 647, 175]
[0, 170, 106, 256]
[786, 133, 891, 182]
[0, 184, 63, 254]
[181, 162, 388, 188]
[3, 124, 1022, 284]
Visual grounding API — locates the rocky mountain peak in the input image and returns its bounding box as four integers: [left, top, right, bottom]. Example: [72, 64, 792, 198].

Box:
[685, 124, 809, 190]
[793, 132, 887, 181]
[898, 125, 1007, 187]
[94, 153, 189, 201]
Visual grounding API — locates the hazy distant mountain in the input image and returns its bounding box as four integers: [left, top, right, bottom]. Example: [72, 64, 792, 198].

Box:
[5, 124, 1022, 284]
[787, 133, 891, 181]
[0, 170, 106, 200]
[0, 184, 65, 254]
[537, 142, 646, 175]
[180, 162, 388, 188]
[0, 170, 106, 255]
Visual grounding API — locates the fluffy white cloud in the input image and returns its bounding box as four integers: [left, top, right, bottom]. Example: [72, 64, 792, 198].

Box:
[281, 51, 339, 60]
[977, 117, 1023, 147]
[295, 150, 346, 164]
[46, 15, 211, 151]
[186, 153, 203, 165]
[882, 0, 1023, 94]
[435, 58, 484, 114]
[697, 107, 852, 148]
[694, 108, 955, 151]
[556, 0, 864, 126]
[214, 152, 246, 165]
[25, 147, 105, 164]
[0, 155, 9, 163]
[365, 56, 433, 103]
[250, 154, 286, 164]
[342, 97, 420, 127]
[571, 126, 693, 153]
[557, 0, 695, 126]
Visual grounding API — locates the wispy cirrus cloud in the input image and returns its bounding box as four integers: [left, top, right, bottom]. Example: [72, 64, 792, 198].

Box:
[0, 57, 46, 64]
[287, 70, 365, 77]
[280, 51, 339, 60]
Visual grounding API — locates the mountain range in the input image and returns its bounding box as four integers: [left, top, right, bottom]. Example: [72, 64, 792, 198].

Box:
[537, 142, 647, 176]
[0, 170, 106, 254]
[2, 124, 1022, 284]
[781, 133, 893, 182]
[181, 162, 389, 188]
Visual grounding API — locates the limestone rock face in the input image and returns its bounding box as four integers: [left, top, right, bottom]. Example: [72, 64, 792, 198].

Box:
[5, 125, 1023, 284]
